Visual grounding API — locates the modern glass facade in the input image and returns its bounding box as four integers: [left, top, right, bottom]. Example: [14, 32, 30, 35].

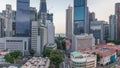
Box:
[38, 0, 47, 25]
[16, 0, 30, 37]
[74, 0, 87, 35]
[47, 13, 53, 22]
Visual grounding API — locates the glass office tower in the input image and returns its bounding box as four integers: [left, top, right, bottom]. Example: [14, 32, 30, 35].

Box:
[16, 0, 30, 37]
[74, 0, 89, 35]
[38, 0, 47, 25]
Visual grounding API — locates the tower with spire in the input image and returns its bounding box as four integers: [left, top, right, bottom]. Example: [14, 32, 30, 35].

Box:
[38, 0, 47, 25]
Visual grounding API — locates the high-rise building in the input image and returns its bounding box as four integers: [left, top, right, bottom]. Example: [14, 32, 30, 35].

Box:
[38, 0, 47, 25]
[47, 13, 53, 22]
[90, 21, 104, 44]
[16, 0, 30, 37]
[103, 23, 110, 42]
[0, 15, 5, 37]
[109, 15, 116, 40]
[5, 4, 13, 37]
[89, 12, 96, 22]
[66, 6, 73, 40]
[31, 21, 41, 55]
[30, 7, 37, 21]
[47, 20, 55, 44]
[115, 3, 120, 40]
[73, 0, 89, 35]
[12, 11, 16, 36]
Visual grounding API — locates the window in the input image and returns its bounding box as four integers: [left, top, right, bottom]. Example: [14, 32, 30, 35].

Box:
[24, 42, 27, 50]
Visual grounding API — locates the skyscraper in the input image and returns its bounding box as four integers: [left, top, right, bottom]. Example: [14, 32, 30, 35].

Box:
[30, 7, 37, 21]
[90, 21, 104, 44]
[66, 6, 73, 40]
[47, 20, 55, 44]
[31, 21, 41, 55]
[0, 15, 5, 37]
[73, 0, 89, 35]
[103, 22, 109, 42]
[38, 0, 47, 25]
[115, 3, 120, 40]
[109, 15, 116, 41]
[16, 0, 30, 37]
[5, 4, 13, 37]
[47, 13, 53, 22]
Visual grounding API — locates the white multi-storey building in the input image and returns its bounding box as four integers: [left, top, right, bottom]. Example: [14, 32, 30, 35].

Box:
[47, 20, 55, 44]
[5, 4, 13, 37]
[72, 34, 95, 51]
[70, 52, 96, 68]
[0, 37, 29, 56]
[31, 21, 41, 56]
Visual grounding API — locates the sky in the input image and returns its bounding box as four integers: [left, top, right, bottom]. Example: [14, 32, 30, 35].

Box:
[0, 0, 120, 34]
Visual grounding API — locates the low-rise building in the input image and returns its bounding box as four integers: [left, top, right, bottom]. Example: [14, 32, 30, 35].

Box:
[72, 34, 95, 51]
[21, 57, 50, 68]
[0, 37, 29, 56]
[96, 48, 117, 65]
[70, 52, 97, 68]
[80, 44, 118, 65]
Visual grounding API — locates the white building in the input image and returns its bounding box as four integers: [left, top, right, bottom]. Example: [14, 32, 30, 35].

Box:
[70, 52, 96, 68]
[31, 20, 49, 56]
[72, 34, 95, 51]
[5, 4, 13, 37]
[21, 57, 50, 68]
[46, 20, 55, 44]
[0, 37, 29, 56]
[31, 21, 41, 56]
[96, 48, 117, 65]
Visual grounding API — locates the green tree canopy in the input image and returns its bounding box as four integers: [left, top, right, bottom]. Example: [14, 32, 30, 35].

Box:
[4, 53, 13, 63]
[43, 48, 52, 57]
[4, 50, 21, 64]
[50, 50, 63, 68]
[29, 49, 35, 56]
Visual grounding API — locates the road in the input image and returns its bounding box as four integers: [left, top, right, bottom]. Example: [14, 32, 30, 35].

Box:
[60, 52, 71, 68]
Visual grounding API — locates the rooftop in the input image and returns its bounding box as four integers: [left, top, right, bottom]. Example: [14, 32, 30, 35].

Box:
[21, 57, 50, 68]
[71, 52, 82, 57]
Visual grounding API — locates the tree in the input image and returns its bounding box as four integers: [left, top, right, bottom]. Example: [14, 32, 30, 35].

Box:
[4, 53, 13, 63]
[43, 48, 52, 57]
[10, 50, 21, 63]
[92, 52, 101, 62]
[29, 49, 35, 56]
[50, 54, 62, 68]
[97, 54, 101, 62]
[50, 50, 63, 68]
[4, 50, 21, 64]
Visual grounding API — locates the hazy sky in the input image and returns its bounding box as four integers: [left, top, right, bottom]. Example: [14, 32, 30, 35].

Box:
[0, 0, 120, 33]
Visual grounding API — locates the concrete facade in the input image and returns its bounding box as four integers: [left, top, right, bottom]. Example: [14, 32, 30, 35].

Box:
[73, 34, 95, 51]
[0, 37, 29, 56]
[66, 6, 72, 40]
[70, 52, 96, 68]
